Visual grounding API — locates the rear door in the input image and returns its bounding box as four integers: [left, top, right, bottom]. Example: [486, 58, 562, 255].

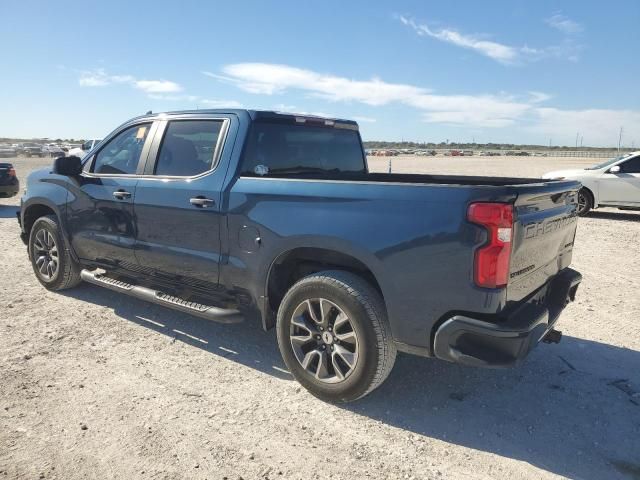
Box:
[66, 121, 155, 267]
[507, 181, 581, 303]
[598, 155, 640, 205]
[132, 115, 234, 285]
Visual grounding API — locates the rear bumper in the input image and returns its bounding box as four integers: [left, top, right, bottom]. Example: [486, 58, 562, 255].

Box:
[433, 268, 582, 368]
[0, 181, 19, 198]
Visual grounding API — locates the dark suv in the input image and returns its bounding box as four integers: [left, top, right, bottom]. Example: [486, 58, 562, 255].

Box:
[0, 163, 19, 198]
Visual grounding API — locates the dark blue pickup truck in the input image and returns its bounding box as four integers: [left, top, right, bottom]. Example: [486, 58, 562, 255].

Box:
[18, 110, 582, 402]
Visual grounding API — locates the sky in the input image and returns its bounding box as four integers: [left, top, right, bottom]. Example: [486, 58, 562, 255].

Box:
[0, 0, 638, 147]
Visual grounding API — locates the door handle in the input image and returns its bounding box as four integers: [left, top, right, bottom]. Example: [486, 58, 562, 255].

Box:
[190, 197, 215, 208]
[112, 190, 132, 199]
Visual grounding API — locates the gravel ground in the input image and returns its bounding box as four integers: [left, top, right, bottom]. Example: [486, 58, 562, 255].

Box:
[1, 155, 639, 480]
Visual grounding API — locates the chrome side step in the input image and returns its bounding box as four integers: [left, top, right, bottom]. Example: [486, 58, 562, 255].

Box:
[80, 269, 243, 324]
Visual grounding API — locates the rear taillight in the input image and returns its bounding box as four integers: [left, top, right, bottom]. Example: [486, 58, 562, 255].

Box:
[467, 202, 514, 289]
[8, 167, 16, 177]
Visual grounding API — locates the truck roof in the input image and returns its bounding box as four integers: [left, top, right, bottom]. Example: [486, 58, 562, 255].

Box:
[134, 109, 359, 129]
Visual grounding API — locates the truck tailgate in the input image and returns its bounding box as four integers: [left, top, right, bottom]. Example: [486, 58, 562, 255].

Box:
[507, 180, 581, 303]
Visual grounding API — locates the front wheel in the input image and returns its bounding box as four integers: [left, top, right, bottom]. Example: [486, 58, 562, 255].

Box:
[28, 215, 82, 291]
[276, 270, 396, 402]
[577, 188, 593, 216]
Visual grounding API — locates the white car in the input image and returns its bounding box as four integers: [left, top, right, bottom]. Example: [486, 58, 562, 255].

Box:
[542, 152, 640, 215]
[68, 139, 102, 158]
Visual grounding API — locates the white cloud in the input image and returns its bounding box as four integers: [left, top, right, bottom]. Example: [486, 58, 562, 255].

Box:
[217, 64, 427, 106]
[545, 14, 583, 34]
[79, 69, 182, 94]
[200, 99, 244, 108]
[398, 15, 582, 64]
[352, 116, 377, 123]
[399, 16, 518, 64]
[272, 103, 298, 112]
[147, 94, 199, 102]
[529, 108, 639, 146]
[134, 80, 182, 93]
[206, 62, 640, 144]
[528, 91, 553, 103]
[78, 69, 134, 87]
[209, 63, 532, 128]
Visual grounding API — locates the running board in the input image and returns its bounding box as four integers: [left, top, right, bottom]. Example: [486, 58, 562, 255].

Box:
[80, 269, 243, 324]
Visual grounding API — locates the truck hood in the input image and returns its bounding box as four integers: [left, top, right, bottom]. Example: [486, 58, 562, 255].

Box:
[541, 168, 587, 180]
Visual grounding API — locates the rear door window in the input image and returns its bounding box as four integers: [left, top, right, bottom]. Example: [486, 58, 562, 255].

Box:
[154, 120, 225, 177]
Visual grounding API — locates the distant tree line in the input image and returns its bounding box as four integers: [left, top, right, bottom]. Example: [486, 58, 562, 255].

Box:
[363, 141, 633, 152]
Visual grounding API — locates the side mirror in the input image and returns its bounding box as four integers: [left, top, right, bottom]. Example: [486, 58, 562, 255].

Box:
[609, 165, 621, 174]
[53, 155, 83, 176]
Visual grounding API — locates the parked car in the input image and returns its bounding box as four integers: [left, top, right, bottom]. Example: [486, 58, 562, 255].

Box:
[0, 144, 17, 158]
[68, 139, 102, 158]
[542, 151, 640, 215]
[19, 109, 582, 402]
[21, 143, 45, 157]
[0, 162, 19, 198]
[45, 144, 66, 158]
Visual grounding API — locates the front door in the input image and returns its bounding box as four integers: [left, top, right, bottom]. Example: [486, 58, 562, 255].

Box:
[599, 155, 640, 206]
[133, 116, 232, 285]
[66, 122, 154, 267]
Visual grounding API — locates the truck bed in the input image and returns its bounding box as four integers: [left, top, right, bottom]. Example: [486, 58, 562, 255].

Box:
[249, 171, 560, 187]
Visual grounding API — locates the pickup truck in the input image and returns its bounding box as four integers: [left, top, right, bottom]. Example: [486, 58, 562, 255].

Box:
[18, 110, 582, 402]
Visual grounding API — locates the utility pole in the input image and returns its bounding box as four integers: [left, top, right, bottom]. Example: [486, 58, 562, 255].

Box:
[575, 132, 579, 149]
[580, 135, 583, 148]
[618, 126, 624, 153]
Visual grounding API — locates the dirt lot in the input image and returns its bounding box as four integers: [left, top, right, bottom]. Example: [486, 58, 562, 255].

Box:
[1, 155, 639, 480]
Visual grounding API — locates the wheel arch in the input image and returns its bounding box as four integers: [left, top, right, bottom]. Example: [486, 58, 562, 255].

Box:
[580, 185, 596, 208]
[263, 247, 385, 330]
[21, 199, 78, 261]
[22, 202, 58, 238]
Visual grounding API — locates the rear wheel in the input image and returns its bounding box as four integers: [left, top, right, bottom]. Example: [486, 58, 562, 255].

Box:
[276, 270, 396, 402]
[28, 215, 82, 291]
[577, 188, 593, 216]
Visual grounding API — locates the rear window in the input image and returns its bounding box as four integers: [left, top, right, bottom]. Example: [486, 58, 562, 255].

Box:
[240, 122, 366, 176]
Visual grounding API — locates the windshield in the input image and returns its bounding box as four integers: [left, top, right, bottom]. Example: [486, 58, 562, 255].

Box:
[585, 154, 630, 170]
[240, 122, 366, 176]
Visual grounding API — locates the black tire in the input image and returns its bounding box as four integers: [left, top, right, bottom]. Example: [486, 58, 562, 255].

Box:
[28, 215, 82, 291]
[577, 187, 593, 216]
[276, 270, 396, 402]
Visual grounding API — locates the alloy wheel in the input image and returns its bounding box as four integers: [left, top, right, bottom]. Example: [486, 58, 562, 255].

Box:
[32, 228, 59, 281]
[289, 298, 359, 383]
[577, 191, 589, 214]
